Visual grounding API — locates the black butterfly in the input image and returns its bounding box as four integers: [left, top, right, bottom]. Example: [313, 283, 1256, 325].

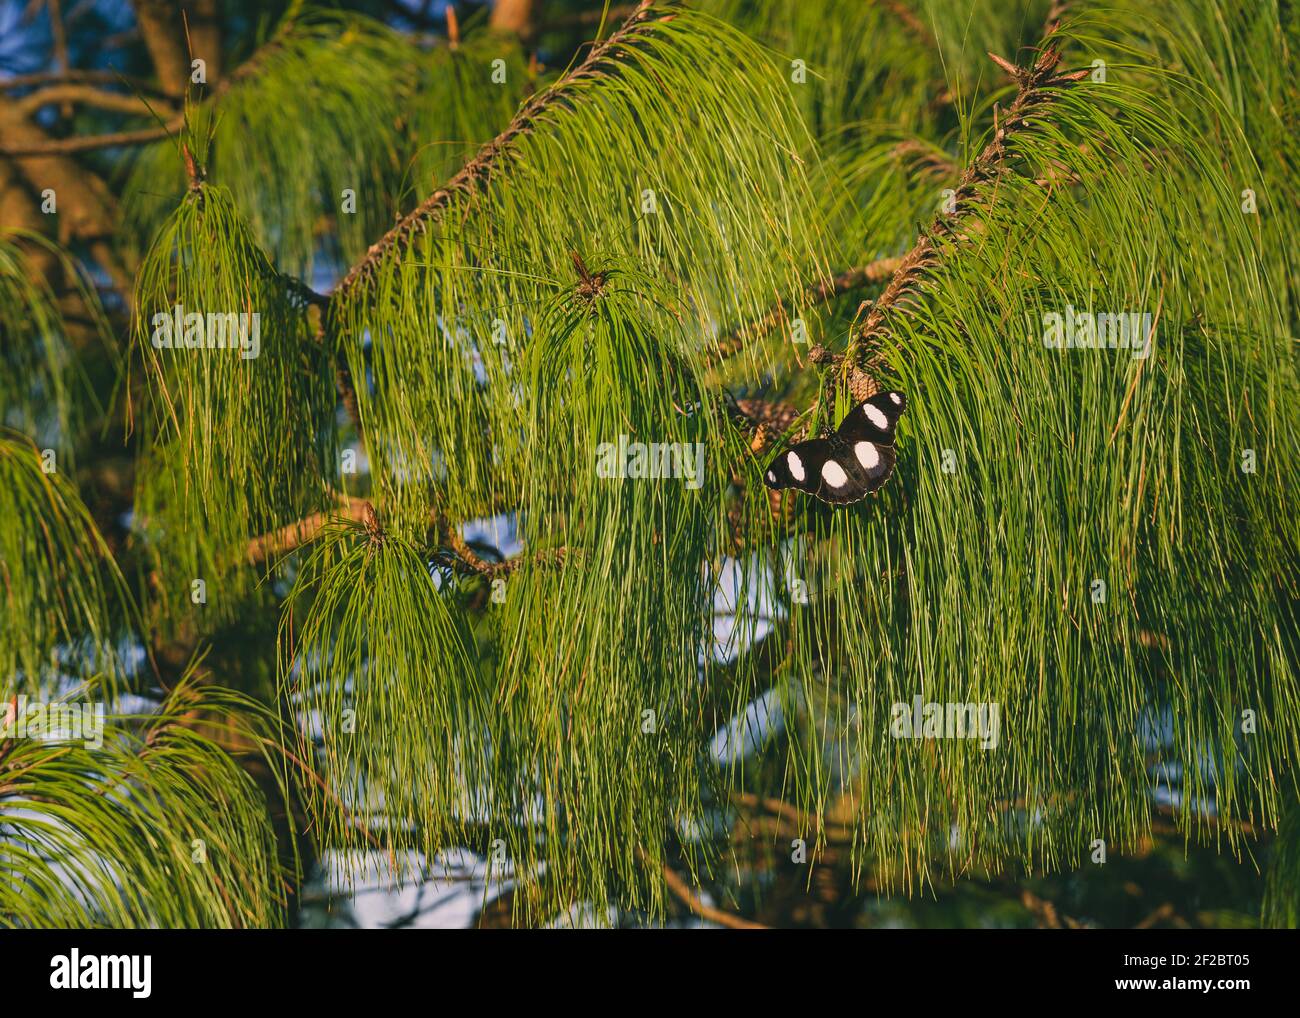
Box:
[763, 390, 907, 504]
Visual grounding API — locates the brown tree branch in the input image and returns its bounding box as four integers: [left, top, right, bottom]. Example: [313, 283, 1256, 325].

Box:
[47, 0, 71, 117]
[653, 854, 768, 929]
[132, 0, 192, 96]
[0, 95, 122, 240]
[12, 84, 175, 118]
[185, 0, 223, 83]
[245, 494, 570, 577]
[245, 367, 804, 572]
[0, 120, 183, 157]
[0, 159, 55, 274]
[445, 5, 461, 48]
[0, 15, 295, 157]
[0, 96, 135, 298]
[489, 0, 534, 35]
[0, 69, 166, 95]
[245, 498, 370, 564]
[438, 521, 572, 578]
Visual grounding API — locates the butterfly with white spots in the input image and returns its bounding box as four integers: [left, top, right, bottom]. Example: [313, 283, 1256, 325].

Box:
[762, 390, 906, 504]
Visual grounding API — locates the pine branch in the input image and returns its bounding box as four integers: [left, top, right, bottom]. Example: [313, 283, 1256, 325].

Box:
[845, 42, 1089, 368]
[0, 677, 293, 928]
[330, 0, 660, 306]
[708, 259, 903, 366]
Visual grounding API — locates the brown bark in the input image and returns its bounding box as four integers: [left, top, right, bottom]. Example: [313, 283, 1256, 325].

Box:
[0, 96, 116, 242]
[0, 121, 180, 157]
[186, 0, 223, 82]
[0, 95, 133, 297]
[12, 84, 168, 118]
[132, 0, 191, 96]
[0, 69, 167, 95]
[489, 0, 533, 35]
[0, 159, 58, 279]
[246, 499, 371, 565]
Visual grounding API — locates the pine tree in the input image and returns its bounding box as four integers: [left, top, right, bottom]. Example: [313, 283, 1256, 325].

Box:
[1, 0, 1297, 928]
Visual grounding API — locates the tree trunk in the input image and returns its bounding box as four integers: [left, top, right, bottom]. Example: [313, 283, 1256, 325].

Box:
[490, 0, 533, 35]
[132, 0, 191, 96]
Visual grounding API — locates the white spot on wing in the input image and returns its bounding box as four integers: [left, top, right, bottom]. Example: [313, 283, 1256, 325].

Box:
[766, 470, 777, 483]
[787, 451, 805, 481]
[865, 404, 890, 430]
[821, 460, 849, 488]
[854, 441, 880, 470]
[889, 392, 903, 405]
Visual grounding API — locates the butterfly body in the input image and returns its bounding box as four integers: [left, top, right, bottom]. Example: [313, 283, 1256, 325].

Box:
[763, 391, 906, 504]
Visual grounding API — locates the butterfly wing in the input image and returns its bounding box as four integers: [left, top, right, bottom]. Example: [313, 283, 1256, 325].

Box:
[836, 390, 907, 445]
[840, 436, 896, 496]
[764, 438, 874, 503]
[763, 438, 836, 496]
[763, 390, 907, 505]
